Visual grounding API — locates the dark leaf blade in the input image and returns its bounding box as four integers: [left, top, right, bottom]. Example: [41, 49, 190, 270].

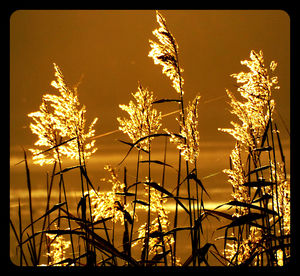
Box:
[80, 166, 100, 197]
[20, 229, 85, 246]
[122, 222, 130, 256]
[252, 194, 273, 204]
[253, 146, 273, 152]
[275, 123, 286, 165]
[153, 98, 182, 104]
[33, 137, 77, 156]
[118, 133, 183, 165]
[204, 209, 234, 221]
[23, 150, 38, 265]
[77, 195, 87, 221]
[139, 160, 175, 170]
[164, 227, 193, 236]
[118, 139, 149, 153]
[132, 199, 150, 206]
[22, 202, 67, 234]
[243, 180, 275, 187]
[246, 165, 271, 177]
[217, 213, 267, 231]
[187, 173, 210, 199]
[123, 209, 133, 225]
[224, 200, 278, 216]
[10, 219, 20, 244]
[44, 229, 86, 236]
[82, 230, 139, 266]
[260, 118, 271, 148]
[149, 250, 171, 266]
[183, 243, 214, 266]
[54, 165, 81, 175]
[145, 181, 190, 215]
[115, 192, 136, 197]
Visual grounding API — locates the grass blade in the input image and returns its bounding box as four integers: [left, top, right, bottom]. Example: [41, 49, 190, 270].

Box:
[245, 165, 271, 177]
[32, 137, 76, 157]
[82, 231, 139, 266]
[221, 200, 278, 216]
[243, 180, 276, 187]
[54, 165, 81, 175]
[118, 133, 182, 165]
[203, 209, 234, 221]
[183, 243, 215, 266]
[139, 159, 175, 170]
[253, 146, 273, 152]
[186, 172, 210, 199]
[260, 118, 271, 148]
[153, 98, 182, 104]
[22, 202, 67, 235]
[23, 149, 38, 265]
[145, 181, 190, 215]
[217, 213, 267, 231]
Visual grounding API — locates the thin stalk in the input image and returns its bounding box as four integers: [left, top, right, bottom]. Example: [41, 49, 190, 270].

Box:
[146, 141, 151, 263]
[176, 47, 195, 265]
[129, 149, 141, 255]
[24, 150, 38, 265]
[160, 136, 168, 265]
[81, 161, 97, 265]
[55, 149, 77, 265]
[173, 149, 182, 265]
[161, 136, 168, 189]
[185, 160, 195, 266]
[18, 199, 27, 266]
[269, 117, 285, 263]
[37, 162, 56, 263]
[75, 133, 89, 265]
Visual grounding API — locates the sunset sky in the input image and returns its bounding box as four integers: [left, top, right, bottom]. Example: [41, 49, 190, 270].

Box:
[10, 9, 291, 201]
[10, 10, 290, 149]
[9, 9, 291, 266]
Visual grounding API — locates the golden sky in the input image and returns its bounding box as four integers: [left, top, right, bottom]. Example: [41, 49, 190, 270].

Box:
[10, 9, 290, 154]
[9, 11, 291, 265]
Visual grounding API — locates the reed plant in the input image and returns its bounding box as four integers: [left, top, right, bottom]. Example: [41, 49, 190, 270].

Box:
[217, 50, 290, 266]
[10, 11, 290, 267]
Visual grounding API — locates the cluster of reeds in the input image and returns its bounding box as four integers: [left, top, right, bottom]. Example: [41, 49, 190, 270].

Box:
[217, 50, 290, 266]
[10, 11, 290, 267]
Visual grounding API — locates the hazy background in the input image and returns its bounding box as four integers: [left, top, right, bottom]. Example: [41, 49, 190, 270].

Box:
[9, 10, 290, 265]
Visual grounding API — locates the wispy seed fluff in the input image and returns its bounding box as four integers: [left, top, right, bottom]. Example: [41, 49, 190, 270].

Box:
[219, 50, 279, 151]
[166, 95, 201, 164]
[117, 83, 162, 151]
[149, 11, 184, 94]
[28, 63, 98, 165]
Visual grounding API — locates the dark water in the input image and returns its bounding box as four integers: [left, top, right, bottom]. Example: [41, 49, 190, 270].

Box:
[9, 139, 290, 266]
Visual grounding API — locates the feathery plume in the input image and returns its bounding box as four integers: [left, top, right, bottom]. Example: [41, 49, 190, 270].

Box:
[166, 95, 201, 163]
[149, 11, 184, 94]
[133, 180, 175, 258]
[87, 165, 132, 224]
[28, 63, 98, 165]
[219, 50, 279, 151]
[117, 83, 162, 151]
[46, 225, 71, 266]
[225, 227, 263, 265]
[28, 99, 66, 166]
[270, 161, 290, 235]
[223, 143, 250, 217]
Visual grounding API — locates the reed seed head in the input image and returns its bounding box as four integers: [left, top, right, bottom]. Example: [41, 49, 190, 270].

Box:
[148, 11, 184, 94]
[223, 143, 250, 217]
[87, 165, 132, 224]
[219, 50, 279, 151]
[166, 95, 201, 164]
[117, 84, 162, 151]
[46, 225, 71, 266]
[28, 63, 98, 165]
